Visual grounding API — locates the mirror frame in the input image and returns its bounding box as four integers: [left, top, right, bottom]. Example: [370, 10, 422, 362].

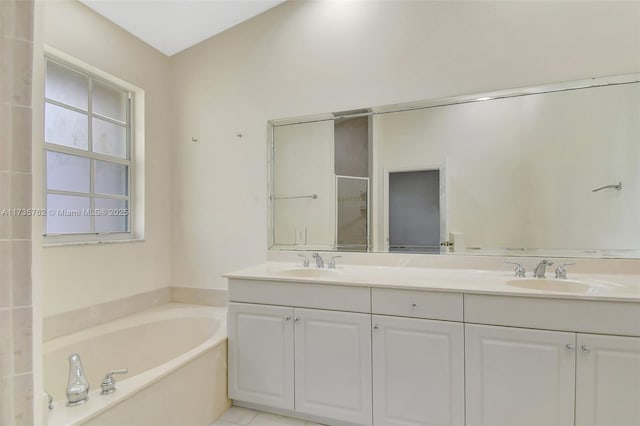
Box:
[268, 73, 640, 259]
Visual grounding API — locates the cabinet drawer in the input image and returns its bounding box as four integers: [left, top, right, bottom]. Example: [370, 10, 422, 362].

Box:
[228, 279, 371, 313]
[372, 288, 463, 321]
[465, 294, 640, 337]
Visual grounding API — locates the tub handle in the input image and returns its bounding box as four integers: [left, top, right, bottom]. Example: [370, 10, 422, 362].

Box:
[101, 369, 129, 395]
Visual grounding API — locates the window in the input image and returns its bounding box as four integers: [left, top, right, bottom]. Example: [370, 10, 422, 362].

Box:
[44, 57, 134, 242]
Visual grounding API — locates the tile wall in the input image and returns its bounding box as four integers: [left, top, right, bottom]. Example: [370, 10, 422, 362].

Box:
[0, 0, 35, 424]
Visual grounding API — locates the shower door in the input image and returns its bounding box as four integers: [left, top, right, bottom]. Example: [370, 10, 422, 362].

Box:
[336, 176, 369, 251]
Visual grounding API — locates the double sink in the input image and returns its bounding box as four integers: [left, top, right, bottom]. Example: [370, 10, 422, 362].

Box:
[267, 263, 636, 298]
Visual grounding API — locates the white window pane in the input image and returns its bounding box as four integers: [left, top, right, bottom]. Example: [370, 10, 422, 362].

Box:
[93, 81, 127, 122]
[45, 61, 89, 110]
[46, 194, 91, 234]
[45, 103, 88, 150]
[46, 151, 90, 193]
[95, 198, 128, 233]
[95, 160, 127, 196]
[92, 118, 126, 159]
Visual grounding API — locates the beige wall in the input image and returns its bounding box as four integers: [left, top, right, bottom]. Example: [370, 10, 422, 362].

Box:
[170, 0, 640, 289]
[37, 0, 172, 316]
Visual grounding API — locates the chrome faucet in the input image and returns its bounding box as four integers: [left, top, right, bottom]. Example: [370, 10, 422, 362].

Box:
[328, 255, 342, 269]
[297, 253, 310, 268]
[533, 259, 554, 278]
[312, 252, 324, 268]
[101, 369, 128, 395]
[505, 261, 526, 277]
[66, 353, 89, 406]
[555, 263, 575, 279]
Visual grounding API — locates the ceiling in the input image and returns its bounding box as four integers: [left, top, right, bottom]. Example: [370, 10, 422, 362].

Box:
[79, 0, 286, 56]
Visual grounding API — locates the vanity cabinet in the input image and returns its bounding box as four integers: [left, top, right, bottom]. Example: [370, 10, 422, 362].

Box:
[228, 300, 372, 424]
[295, 308, 372, 425]
[465, 324, 640, 426]
[575, 334, 640, 426]
[465, 324, 576, 426]
[227, 303, 295, 410]
[227, 277, 640, 426]
[372, 315, 464, 426]
[228, 281, 465, 426]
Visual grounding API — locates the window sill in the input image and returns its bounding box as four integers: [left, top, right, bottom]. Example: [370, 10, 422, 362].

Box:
[43, 237, 145, 248]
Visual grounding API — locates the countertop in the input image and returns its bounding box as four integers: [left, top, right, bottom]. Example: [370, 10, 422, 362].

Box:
[225, 262, 640, 302]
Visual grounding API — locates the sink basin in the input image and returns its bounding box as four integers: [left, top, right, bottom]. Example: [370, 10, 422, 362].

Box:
[277, 268, 342, 278]
[507, 278, 596, 293]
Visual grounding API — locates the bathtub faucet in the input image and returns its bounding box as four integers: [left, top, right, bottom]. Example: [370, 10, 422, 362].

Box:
[101, 369, 129, 395]
[66, 353, 90, 406]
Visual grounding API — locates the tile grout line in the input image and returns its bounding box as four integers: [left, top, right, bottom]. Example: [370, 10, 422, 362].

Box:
[216, 407, 326, 426]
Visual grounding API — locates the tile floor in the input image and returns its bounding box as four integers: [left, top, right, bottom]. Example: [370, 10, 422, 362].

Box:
[212, 406, 325, 426]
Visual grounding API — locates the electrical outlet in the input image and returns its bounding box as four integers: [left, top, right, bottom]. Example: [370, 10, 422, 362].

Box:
[295, 227, 307, 245]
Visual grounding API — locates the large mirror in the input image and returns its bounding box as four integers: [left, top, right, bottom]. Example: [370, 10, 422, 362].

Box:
[268, 75, 640, 258]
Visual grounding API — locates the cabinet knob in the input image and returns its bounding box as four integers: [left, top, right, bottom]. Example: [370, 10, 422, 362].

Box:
[411, 302, 417, 307]
[294, 316, 301, 322]
[373, 324, 381, 330]
[566, 344, 576, 352]
[581, 345, 591, 353]
[284, 316, 292, 321]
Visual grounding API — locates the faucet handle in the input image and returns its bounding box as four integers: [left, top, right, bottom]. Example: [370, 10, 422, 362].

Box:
[555, 263, 575, 279]
[101, 369, 128, 395]
[328, 256, 342, 269]
[505, 261, 526, 278]
[297, 254, 310, 268]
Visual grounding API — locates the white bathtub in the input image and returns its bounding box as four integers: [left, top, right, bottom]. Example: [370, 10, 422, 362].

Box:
[44, 303, 230, 426]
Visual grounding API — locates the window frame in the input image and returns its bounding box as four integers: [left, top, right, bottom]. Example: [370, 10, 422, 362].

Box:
[43, 55, 137, 245]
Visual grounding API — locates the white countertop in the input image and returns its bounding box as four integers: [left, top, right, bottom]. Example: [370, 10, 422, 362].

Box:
[225, 262, 640, 302]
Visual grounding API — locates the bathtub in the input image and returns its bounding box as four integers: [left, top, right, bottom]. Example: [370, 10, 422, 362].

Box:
[44, 303, 230, 426]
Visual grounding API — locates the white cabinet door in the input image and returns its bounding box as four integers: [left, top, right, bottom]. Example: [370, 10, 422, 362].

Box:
[465, 324, 576, 426]
[228, 303, 295, 410]
[576, 333, 640, 426]
[372, 315, 464, 426]
[294, 308, 372, 425]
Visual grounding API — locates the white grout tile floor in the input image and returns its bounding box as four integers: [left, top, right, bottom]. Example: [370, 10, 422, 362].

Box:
[212, 406, 326, 426]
